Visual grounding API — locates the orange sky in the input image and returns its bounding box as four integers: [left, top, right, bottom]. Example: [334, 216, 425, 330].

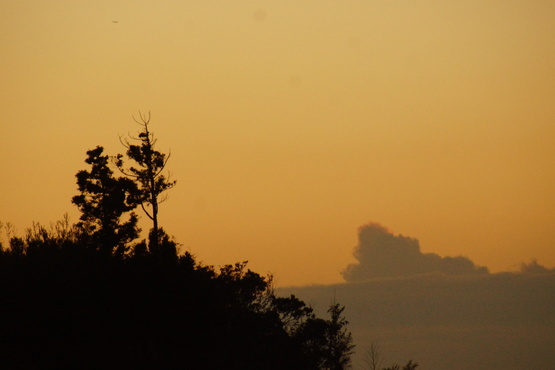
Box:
[1, 0, 554, 286]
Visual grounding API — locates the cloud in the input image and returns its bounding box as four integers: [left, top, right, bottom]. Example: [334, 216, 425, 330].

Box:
[280, 222, 555, 369]
[341, 222, 488, 281]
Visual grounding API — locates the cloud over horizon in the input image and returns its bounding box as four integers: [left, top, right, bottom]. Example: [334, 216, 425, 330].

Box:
[342, 222, 489, 281]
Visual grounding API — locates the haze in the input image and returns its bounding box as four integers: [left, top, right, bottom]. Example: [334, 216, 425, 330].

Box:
[2, 0, 554, 287]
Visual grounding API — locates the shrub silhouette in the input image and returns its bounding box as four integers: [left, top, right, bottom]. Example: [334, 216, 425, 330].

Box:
[0, 222, 354, 369]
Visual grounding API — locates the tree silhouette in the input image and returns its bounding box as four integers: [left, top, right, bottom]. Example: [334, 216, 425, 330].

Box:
[364, 341, 384, 370]
[323, 303, 356, 370]
[1, 119, 360, 369]
[115, 112, 176, 254]
[362, 341, 418, 370]
[72, 146, 139, 256]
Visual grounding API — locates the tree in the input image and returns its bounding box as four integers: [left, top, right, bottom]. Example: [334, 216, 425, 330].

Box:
[363, 340, 418, 370]
[115, 112, 176, 253]
[323, 303, 356, 370]
[72, 146, 140, 256]
[290, 302, 355, 369]
[272, 294, 315, 335]
[364, 341, 384, 370]
[4, 122, 364, 369]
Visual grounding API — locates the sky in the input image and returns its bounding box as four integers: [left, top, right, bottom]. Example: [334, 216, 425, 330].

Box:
[1, 0, 555, 287]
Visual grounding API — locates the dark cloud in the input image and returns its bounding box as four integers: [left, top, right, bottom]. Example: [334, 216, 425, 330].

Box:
[342, 222, 488, 281]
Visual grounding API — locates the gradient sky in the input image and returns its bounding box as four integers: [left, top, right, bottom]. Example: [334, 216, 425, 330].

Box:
[2, 0, 554, 286]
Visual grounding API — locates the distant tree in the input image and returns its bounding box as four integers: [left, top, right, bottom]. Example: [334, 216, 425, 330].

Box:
[362, 339, 418, 370]
[364, 341, 384, 370]
[72, 146, 140, 256]
[115, 112, 176, 254]
[520, 259, 555, 274]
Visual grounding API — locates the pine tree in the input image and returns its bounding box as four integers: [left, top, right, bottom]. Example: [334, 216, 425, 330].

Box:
[115, 112, 176, 254]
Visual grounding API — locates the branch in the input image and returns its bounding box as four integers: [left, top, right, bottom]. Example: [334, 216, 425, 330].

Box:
[118, 134, 130, 149]
[110, 155, 140, 178]
[133, 110, 151, 127]
[140, 202, 154, 221]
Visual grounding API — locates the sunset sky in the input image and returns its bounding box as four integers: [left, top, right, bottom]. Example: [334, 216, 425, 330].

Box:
[2, 0, 554, 286]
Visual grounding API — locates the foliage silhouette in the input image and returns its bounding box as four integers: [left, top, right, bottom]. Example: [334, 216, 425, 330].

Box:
[72, 146, 140, 256]
[0, 219, 355, 369]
